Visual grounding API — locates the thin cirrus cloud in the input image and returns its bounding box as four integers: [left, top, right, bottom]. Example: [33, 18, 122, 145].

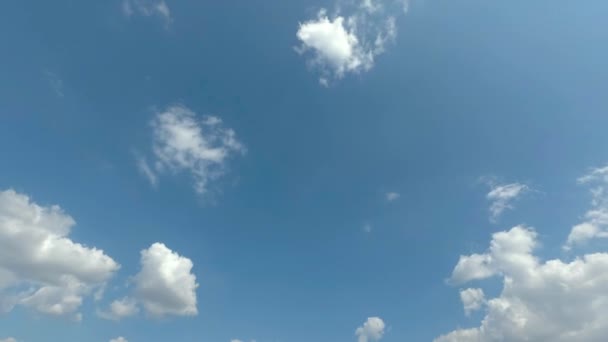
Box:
[0, 189, 119, 321]
[296, 0, 409, 85]
[484, 180, 529, 222]
[122, 0, 172, 25]
[137, 105, 246, 196]
[355, 317, 386, 342]
[100, 243, 198, 319]
[386, 192, 400, 202]
[109, 338, 128, 342]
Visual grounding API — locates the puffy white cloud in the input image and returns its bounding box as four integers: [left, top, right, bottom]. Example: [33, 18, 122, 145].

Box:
[565, 166, 608, 249]
[436, 225, 608, 342]
[98, 297, 139, 321]
[122, 0, 171, 25]
[296, 0, 406, 83]
[460, 288, 485, 316]
[386, 192, 400, 202]
[0, 338, 17, 342]
[355, 317, 385, 342]
[143, 105, 245, 195]
[486, 182, 528, 222]
[110, 337, 128, 342]
[134, 243, 198, 317]
[0, 189, 119, 319]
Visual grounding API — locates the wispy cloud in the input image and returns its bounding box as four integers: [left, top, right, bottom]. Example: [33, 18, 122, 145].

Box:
[386, 192, 400, 202]
[136, 105, 245, 196]
[296, 0, 409, 84]
[44, 71, 64, 97]
[122, 0, 172, 26]
[483, 180, 529, 222]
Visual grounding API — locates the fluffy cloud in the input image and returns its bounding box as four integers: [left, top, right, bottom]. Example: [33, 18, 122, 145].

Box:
[355, 317, 385, 342]
[98, 297, 139, 321]
[386, 192, 400, 202]
[565, 166, 608, 249]
[460, 288, 485, 316]
[110, 337, 128, 342]
[122, 0, 171, 25]
[99, 243, 198, 320]
[296, 0, 406, 84]
[485, 182, 528, 222]
[134, 243, 198, 317]
[142, 105, 245, 195]
[436, 225, 608, 341]
[0, 189, 119, 320]
[0, 338, 17, 342]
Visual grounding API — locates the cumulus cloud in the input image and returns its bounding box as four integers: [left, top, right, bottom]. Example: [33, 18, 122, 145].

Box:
[139, 105, 245, 195]
[460, 288, 485, 316]
[436, 225, 608, 341]
[110, 337, 128, 342]
[0, 189, 119, 320]
[99, 243, 197, 320]
[134, 243, 198, 317]
[122, 0, 171, 25]
[355, 317, 385, 342]
[485, 181, 529, 222]
[565, 165, 608, 249]
[386, 192, 400, 202]
[296, 0, 407, 83]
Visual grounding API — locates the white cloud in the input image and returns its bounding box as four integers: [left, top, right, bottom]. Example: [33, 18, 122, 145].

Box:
[386, 192, 400, 202]
[437, 225, 608, 342]
[98, 297, 139, 321]
[231, 340, 243, 342]
[145, 105, 245, 195]
[460, 288, 485, 316]
[355, 317, 385, 342]
[296, 0, 406, 83]
[0, 338, 17, 342]
[134, 243, 198, 317]
[136, 156, 158, 187]
[0, 189, 119, 320]
[122, 0, 172, 25]
[565, 165, 608, 249]
[110, 337, 128, 342]
[485, 182, 528, 222]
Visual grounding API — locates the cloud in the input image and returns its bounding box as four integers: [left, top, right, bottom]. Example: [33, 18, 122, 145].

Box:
[99, 243, 197, 320]
[485, 181, 529, 222]
[0, 189, 119, 320]
[436, 225, 608, 341]
[363, 223, 372, 233]
[136, 156, 158, 187]
[231, 340, 243, 342]
[122, 0, 172, 25]
[134, 243, 198, 317]
[143, 105, 245, 195]
[565, 165, 608, 249]
[0, 338, 17, 342]
[460, 288, 485, 316]
[44, 71, 64, 97]
[355, 317, 385, 342]
[110, 338, 128, 342]
[386, 192, 400, 202]
[296, 0, 406, 83]
[98, 297, 139, 321]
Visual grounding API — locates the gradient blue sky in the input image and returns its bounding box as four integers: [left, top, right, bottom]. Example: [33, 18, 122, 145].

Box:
[2, 1, 608, 341]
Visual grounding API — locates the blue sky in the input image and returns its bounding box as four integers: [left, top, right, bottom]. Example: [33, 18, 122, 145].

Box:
[2, 0, 608, 341]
